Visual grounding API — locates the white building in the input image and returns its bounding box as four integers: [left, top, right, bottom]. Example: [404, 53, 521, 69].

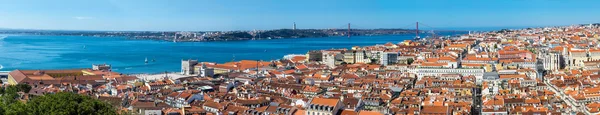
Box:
[542, 52, 563, 71]
[343, 51, 355, 64]
[323, 53, 336, 68]
[355, 50, 368, 64]
[305, 98, 343, 115]
[197, 63, 215, 77]
[415, 68, 485, 84]
[181, 60, 198, 75]
[566, 49, 587, 69]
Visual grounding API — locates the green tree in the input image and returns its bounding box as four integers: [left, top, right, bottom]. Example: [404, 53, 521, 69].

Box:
[1, 91, 19, 105]
[407, 58, 414, 65]
[4, 85, 19, 94]
[0, 85, 117, 115]
[0, 87, 5, 94]
[0, 105, 4, 115]
[528, 48, 537, 54]
[26, 92, 117, 115]
[4, 101, 27, 115]
[370, 58, 379, 64]
[1, 84, 31, 95]
[15, 84, 31, 93]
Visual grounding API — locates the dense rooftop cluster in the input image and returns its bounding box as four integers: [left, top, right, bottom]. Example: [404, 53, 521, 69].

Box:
[4, 24, 600, 115]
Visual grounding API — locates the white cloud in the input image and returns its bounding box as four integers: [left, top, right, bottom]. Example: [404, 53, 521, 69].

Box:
[73, 16, 94, 20]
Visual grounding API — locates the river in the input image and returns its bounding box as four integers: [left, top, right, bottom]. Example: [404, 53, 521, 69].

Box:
[0, 32, 465, 74]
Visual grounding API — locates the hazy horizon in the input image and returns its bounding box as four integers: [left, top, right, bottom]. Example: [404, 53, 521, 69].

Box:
[1, 0, 599, 31]
[0, 24, 581, 32]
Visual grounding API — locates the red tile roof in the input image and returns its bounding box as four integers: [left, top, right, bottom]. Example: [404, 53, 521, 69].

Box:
[310, 98, 339, 107]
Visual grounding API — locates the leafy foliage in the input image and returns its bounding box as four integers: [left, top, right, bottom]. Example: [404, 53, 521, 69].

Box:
[407, 58, 414, 65]
[26, 92, 117, 115]
[0, 84, 117, 115]
[15, 84, 32, 93]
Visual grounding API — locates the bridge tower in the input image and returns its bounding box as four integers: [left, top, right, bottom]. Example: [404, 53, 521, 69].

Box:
[348, 23, 351, 38]
[416, 22, 419, 39]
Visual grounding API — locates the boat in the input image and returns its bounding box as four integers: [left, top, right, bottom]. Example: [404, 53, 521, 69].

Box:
[414, 36, 421, 40]
[145, 57, 148, 64]
[83, 45, 86, 49]
[0, 64, 3, 70]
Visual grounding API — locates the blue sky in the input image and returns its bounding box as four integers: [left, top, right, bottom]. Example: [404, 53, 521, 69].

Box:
[0, 0, 599, 31]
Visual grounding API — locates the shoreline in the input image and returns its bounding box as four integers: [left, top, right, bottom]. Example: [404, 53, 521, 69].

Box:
[1, 32, 469, 43]
[0, 28, 473, 42]
[127, 33, 423, 42]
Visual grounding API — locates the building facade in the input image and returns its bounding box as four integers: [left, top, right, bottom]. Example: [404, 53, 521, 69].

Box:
[380, 52, 398, 66]
[181, 60, 198, 75]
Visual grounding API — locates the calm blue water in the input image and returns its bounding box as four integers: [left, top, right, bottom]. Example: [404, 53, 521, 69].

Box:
[0, 32, 465, 74]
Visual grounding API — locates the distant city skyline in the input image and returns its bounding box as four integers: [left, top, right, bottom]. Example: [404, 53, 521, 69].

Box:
[1, 0, 599, 31]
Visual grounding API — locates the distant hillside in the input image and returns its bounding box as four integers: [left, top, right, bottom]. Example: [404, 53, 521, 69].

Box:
[257, 29, 328, 38]
[206, 32, 254, 41]
[0, 28, 454, 42]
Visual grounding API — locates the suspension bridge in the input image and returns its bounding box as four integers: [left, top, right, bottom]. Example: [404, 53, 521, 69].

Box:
[318, 22, 465, 39]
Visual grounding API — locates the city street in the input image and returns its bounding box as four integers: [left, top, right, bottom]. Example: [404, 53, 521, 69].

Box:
[544, 80, 591, 115]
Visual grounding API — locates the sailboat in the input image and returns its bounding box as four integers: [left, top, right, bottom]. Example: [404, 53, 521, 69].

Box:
[83, 45, 86, 49]
[145, 57, 148, 64]
[414, 36, 421, 40]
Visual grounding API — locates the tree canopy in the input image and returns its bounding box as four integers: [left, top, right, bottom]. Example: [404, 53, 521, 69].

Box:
[407, 58, 414, 65]
[0, 84, 118, 115]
